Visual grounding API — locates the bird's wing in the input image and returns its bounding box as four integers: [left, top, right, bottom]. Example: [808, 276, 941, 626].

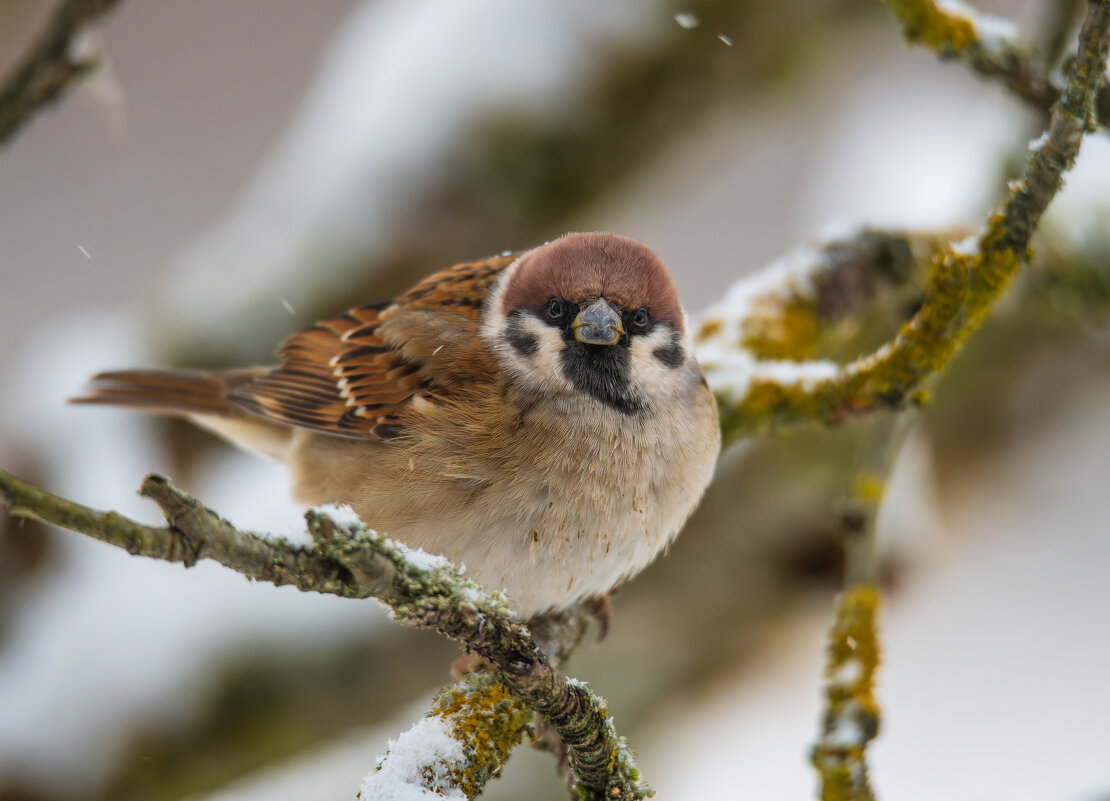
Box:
[227, 253, 517, 440]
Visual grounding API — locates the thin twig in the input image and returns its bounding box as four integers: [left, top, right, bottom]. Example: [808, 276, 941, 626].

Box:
[810, 412, 915, 799]
[811, 585, 882, 801]
[0, 0, 124, 149]
[879, 0, 1110, 130]
[0, 468, 650, 801]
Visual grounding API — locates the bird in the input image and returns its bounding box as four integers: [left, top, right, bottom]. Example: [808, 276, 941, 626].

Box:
[74, 232, 721, 618]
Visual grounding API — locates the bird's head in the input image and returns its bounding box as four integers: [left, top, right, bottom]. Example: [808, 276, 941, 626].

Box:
[483, 232, 701, 415]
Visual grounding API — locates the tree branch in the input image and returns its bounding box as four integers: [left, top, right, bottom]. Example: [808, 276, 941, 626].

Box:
[808, 410, 914, 801]
[811, 585, 882, 801]
[0, 0, 125, 149]
[361, 671, 534, 800]
[699, 0, 1110, 442]
[305, 509, 653, 801]
[879, 0, 1110, 130]
[0, 468, 650, 801]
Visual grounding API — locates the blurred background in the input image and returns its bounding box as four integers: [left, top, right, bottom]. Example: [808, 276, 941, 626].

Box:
[1, 0, 1108, 799]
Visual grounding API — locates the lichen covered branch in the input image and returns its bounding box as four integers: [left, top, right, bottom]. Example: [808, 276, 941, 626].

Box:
[0, 0, 124, 148]
[0, 468, 650, 800]
[808, 412, 914, 800]
[811, 585, 882, 801]
[360, 671, 533, 800]
[306, 511, 650, 799]
[879, 0, 1110, 129]
[700, 0, 1110, 442]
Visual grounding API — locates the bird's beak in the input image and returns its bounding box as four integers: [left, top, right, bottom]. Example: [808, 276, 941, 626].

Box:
[572, 299, 624, 346]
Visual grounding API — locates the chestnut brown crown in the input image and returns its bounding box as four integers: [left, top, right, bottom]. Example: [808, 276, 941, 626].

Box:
[499, 232, 684, 333]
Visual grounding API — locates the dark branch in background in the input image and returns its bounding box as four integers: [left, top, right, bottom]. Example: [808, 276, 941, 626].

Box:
[0, 468, 649, 801]
[1042, 0, 1087, 69]
[880, 0, 1110, 131]
[0, 0, 124, 149]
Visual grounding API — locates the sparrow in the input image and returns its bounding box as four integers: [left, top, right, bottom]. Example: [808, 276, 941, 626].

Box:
[74, 232, 721, 617]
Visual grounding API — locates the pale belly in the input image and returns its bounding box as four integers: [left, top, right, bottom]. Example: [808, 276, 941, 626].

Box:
[289, 398, 720, 618]
[393, 466, 700, 616]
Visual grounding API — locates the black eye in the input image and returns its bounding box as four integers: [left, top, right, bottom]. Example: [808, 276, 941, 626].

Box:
[632, 308, 650, 329]
[546, 298, 565, 320]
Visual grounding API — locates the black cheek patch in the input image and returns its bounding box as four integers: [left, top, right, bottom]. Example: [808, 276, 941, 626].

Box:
[652, 331, 685, 369]
[505, 316, 538, 357]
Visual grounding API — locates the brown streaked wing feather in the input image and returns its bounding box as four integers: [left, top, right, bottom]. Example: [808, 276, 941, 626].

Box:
[227, 253, 518, 440]
[392, 254, 511, 318]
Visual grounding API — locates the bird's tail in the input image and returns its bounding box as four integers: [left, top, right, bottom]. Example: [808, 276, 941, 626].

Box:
[71, 368, 262, 417]
[71, 368, 294, 460]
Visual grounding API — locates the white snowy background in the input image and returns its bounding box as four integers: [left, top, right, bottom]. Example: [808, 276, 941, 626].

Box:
[1, 1, 1108, 799]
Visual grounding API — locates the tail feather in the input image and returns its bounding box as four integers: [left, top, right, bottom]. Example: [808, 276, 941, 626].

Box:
[71, 368, 266, 417]
[71, 368, 294, 461]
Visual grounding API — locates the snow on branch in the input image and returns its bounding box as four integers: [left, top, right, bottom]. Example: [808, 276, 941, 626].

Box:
[0, 469, 650, 801]
[699, 0, 1110, 444]
[360, 671, 533, 801]
[0, 0, 124, 149]
[879, 0, 1110, 130]
[695, 227, 942, 439]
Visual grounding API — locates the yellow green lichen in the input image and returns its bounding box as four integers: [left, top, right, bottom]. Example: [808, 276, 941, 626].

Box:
[717, 227, 1026, 442]
[811, 585, 882, 801]
[430, 671, 534, 799]
[696, 318, 724, 341]
[881, 0, 979, 54]
[740, 294, 823, 360]
[850, 473, 885, 505]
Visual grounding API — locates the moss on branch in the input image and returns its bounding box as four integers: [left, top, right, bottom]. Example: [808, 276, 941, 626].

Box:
[883, 0, 978, 54]
[811, 585, 882, 801]
[360, 671, 534, 800]
[432, 673, 535, 799]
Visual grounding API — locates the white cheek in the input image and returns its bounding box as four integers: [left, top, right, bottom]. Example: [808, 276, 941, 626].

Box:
[487, 312, 575, 394]
[479, 254, 523, 339]
[630, 326, 694, 402]
[480, 259, 576, 395]
[523, 317, 571, 386]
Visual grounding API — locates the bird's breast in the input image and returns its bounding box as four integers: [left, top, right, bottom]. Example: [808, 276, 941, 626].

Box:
[289, 386, 719, 617]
